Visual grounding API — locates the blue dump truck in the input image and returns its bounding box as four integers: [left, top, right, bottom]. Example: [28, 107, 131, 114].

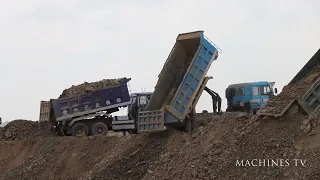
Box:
[225, 81, 278, 114]
[39, 30, 221, 136]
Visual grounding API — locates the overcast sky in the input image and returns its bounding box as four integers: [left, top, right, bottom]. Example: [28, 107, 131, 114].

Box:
[0, 0, 319, 121]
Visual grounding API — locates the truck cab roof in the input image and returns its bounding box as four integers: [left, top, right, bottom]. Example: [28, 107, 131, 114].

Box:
[227, 81, 273, 88]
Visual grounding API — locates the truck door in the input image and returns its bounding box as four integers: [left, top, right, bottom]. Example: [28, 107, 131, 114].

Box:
[259, 85, 271, 106]
[251, 85, 261, 108]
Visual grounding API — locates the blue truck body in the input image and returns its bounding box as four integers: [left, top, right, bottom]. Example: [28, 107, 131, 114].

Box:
[51, 78, 131, 122]
[225, 81, 276, 113]
[137, 31, 221, 132]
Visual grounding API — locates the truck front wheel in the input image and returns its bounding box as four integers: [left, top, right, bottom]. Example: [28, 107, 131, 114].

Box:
[71, 122, 89, 136]
[91, 122, 108, 136]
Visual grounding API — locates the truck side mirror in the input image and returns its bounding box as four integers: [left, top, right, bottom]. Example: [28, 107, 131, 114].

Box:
[274, 88, 278, 94]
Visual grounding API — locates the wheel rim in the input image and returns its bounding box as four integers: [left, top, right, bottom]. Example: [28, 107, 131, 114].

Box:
[96, 126, 104, 134]
[76, 127, 86, 136]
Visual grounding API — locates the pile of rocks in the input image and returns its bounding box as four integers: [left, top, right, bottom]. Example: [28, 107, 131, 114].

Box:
[0, 120, 40, 141]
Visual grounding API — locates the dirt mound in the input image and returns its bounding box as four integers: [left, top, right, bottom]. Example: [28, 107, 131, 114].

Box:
[1, 112, 320, 180]
[0, 135, 131, 180]
[277, 65, 320, 100]
[0, 120, 42, 141]
[59, 77, 129, 99]
[260, 65, 320, 114]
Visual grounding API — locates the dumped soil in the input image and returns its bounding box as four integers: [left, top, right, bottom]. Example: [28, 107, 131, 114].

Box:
[276, 65, 320, 100]
[1, 112, 320, 180]
[0, 120, 44, 141]
[59, 78, 128, 99]
[259, 65, 320, 114]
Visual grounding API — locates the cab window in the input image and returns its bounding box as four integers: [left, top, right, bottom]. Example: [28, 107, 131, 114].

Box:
[139, 96, 147, 105]
[252, 87, 259, 96]
[234, 88, 245, 96]
[260, 86, 271, 95]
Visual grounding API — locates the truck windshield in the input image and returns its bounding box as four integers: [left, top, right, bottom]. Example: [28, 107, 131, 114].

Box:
[260, 85, 271, 95]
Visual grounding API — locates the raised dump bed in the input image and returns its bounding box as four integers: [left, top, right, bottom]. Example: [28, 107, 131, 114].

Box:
[138, 31, 220, 132]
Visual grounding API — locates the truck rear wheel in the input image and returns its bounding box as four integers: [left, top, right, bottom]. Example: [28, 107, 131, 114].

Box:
[91, 122, 108, 136]
[71, 122, 89, 136]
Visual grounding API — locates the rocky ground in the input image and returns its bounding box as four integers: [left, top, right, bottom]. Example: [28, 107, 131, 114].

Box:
[0, 111, 319, 180]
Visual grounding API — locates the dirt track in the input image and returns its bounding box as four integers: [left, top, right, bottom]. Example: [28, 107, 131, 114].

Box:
[1, 112, 320, 180]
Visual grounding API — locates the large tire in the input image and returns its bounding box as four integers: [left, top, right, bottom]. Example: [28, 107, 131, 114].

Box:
[71, 122, 89, 137]
[91, 122, 108, 136]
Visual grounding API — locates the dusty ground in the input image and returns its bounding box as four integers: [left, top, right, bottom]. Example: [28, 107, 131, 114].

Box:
[1, 112, 320, 180]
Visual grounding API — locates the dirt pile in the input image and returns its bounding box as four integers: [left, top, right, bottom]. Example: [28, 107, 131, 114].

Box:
[277, 65, 320, 100]
[260, 65, 320, 114]
[0, 120, 42, 141]
[59, 77, 129, 99]
[1, 112, 320, 180]
[0, 135, 131, 180]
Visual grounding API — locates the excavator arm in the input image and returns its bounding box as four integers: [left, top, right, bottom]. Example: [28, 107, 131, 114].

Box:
[204, 86, 222, 114]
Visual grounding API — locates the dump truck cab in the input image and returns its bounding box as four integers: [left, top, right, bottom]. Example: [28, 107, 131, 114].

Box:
[128, 92, 152, 120]
[225, 81, 277, 113]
